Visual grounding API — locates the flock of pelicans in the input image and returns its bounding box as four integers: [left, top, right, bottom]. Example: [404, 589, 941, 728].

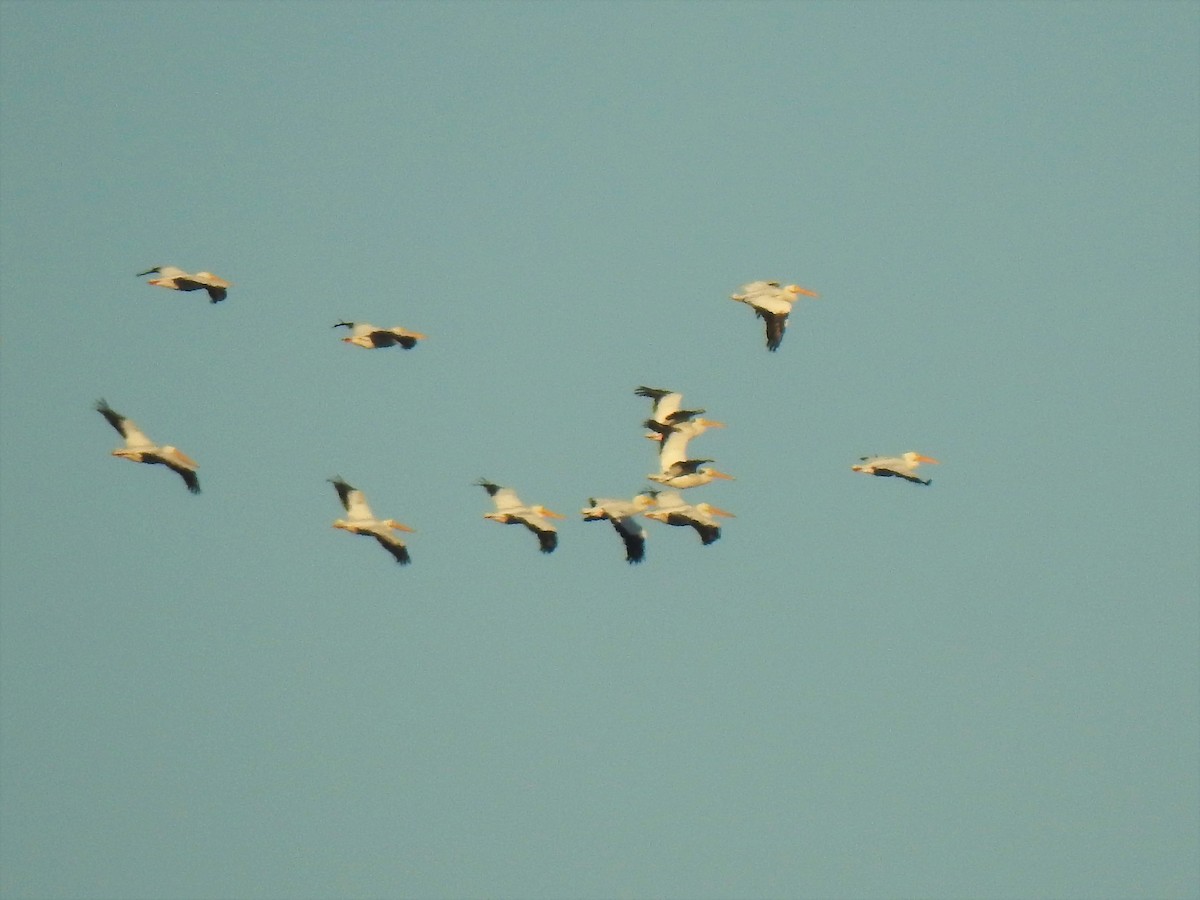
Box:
[97, 268, 941, 566]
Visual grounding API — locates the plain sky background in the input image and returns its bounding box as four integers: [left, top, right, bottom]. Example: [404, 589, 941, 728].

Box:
[1, 3, 1197, 899]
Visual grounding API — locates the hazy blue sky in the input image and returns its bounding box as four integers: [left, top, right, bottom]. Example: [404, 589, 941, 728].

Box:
[2, 3, 1197, 899]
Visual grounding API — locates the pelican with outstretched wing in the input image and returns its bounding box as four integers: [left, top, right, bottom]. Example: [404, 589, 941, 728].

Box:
[581, 492, 656, 563]
[851, 452, 939, 485]
[333, 321, 426, 350]
[95, 399, 200, 493]
[329, 476, 415, 564]
[137, 266, 231, 303]
[643, 490, 734, 545]
[477, 479, 564, 553]
[730, 280, 819, 351]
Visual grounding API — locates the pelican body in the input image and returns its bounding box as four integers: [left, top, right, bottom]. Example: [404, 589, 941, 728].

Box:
[329, 477, 415, 564]
[730, 280, 819, 351]
[95, 399, 200, 494]
[334, 322, 426, 350]
[851, 452, 939, 485]
[581, 493, 656, 563]
[137, 266, 231, 303]
[643, 490, 734, 545]
[477, 479, 564, 553]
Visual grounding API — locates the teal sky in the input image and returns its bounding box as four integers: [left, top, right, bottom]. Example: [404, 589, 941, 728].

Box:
[2, 3, 1197, 899]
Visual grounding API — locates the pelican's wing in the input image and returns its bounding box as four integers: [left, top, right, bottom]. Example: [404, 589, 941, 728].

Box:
[366, 330, 399, 347]
[610, 516, 646, 564]
[690, 520, 721, 545]
[188, 271, 230, 288]
[653, 490, 687, 512]
[527, 521, 558, 554]
[374, 532, 411, 565]
[667, 458, 710, 477]
[95, 399, 128, 436]
[96, 400, 153, 447]
[143, 265, 187, 279]
[757, 307, 788, 351]
[160, 457, 201, 494]
[478, 480, 523, 511]
[330, 477, 375, 519]
[873, 467, 931, 485]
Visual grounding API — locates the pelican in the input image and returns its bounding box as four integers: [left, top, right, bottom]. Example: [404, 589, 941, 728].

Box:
[851, 452, 940, 485]
[580, 492, 656, 563]
[477, 479, 565, 553]
[137, 266, 231, 303]
[95, 399, 200, 493]
[730, 280, 819, 351]
[334, 321, 426, 350]
[643, 490, 734, 545]
[328, 477, 414, 564]
[648, 458, 735, 489]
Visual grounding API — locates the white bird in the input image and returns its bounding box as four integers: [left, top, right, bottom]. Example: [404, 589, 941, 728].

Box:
[137, 266, 231, 303]
[334, 321, 426, 350]
[329, 477, 415, 564]
[643, 490, 734, 545]
[645, 412, 731, 487]
[851, 452, 940, 485]
[730, 280, 819, 351]
[95, 399, 200, 494]
[580, 492, 656, 564]
[648, 458, 735, 489]
[477, 479, 565, 553]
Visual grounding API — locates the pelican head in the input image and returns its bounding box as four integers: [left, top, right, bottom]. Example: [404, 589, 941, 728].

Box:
[695, 418, 725, 429]
[386, 519, 415, 533]
[786, 284, 820, 298]
[697, 504, 736, 518]
[905, 452, 940, 465]
[532, 505, 566, 520]
[704, 467, 735, 481]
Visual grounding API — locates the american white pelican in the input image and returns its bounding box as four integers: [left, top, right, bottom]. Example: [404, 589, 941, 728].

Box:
[334, 321, 426, 350]
[648, 458, 735, 489]
[580, 493, 656, 564]
[95, 399, 200, 494]
[477, 479, 565, 553]
[851, 452, 940, 485]
[643, 490, 734, 545]
[329, 477, 414, 564]
[137, 266, 231, 303]
[730, 280, 819, 351]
